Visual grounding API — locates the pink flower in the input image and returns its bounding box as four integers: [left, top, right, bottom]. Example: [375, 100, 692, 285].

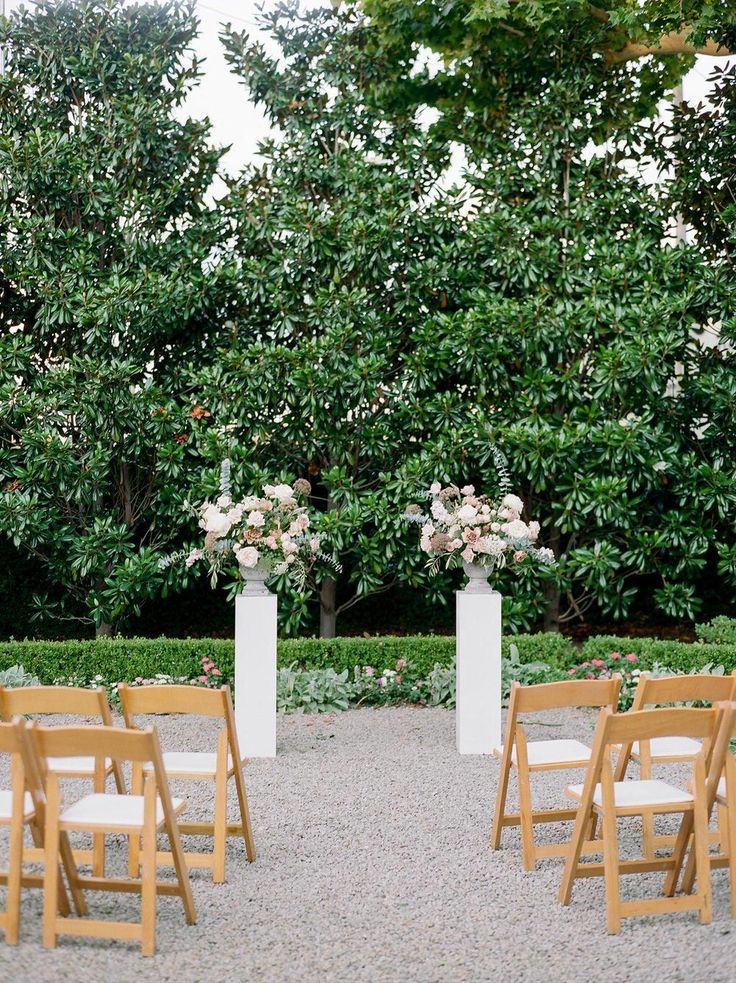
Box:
[580, 661, 590, 668]
[567, 668, 575, 675]
[198, 675, 207, 683]
[591, 659, 603, 668]
[625, 653, 637, 662]
[376, 677, 386, 687]
[395, 675, 402, 684]
[364, 666, 374, 677]
[395, 659, 406, 671]
[586, 672, 595, 679]
[212, 668, 222, 676]
[609, 652, 620, 660]
[513, 550, 526, 562]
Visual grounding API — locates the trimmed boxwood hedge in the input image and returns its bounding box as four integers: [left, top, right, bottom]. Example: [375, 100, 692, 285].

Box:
[0, 632, 576, 685]
[580, 636, 736, 674]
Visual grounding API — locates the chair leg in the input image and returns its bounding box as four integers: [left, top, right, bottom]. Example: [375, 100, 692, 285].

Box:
[5, 809, 24, 944]
[515, 755, 536, 872]
[128, 762, 143, 877]
[693, 759, 712, 925]
[490, 753, 513, 850]
[213, 765, 228, 884]
[141, 778, 157, 957]
[92, 832, 105, 877]
[663, 811, 693, 897]
[233, 763, 256, 863]
[43, 777, 61, 949]
[639, 752, 655, 860]
[59, 832, 87, 917]
[727, 803, 736, 918]
[601, 805, 621, 934]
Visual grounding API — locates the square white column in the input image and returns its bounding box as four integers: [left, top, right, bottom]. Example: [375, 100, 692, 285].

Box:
[455, 590, 502, 754]
[234, 593, 277, 757]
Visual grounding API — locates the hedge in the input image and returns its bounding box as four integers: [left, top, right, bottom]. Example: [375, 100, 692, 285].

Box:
[580, 636, 736, 674]
[0, 632, 576, 685]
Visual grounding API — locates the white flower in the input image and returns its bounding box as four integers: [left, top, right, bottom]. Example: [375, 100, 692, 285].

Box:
[460, 484, 475, 495]
[502, 494, 524, 515]
[449, 538, 464, 549]
[486, 536, 507, 556]
[503, 518, 530, 540]
[185, 548, 203, 568]
[461, 546, 475, 562]
[238, 546, 260, 568]
[430, 500, 449, 523]
[475, 537, 490, 554]
[289, 513, 310, 535]
[200, 504, 231, 535]
[263, 484, 276, 496]
[274, 562, 288, 575]
[457, 504, 478, 523]
[271, 483, 295, 501]
[216, 495, 231, 509]
[247, 510, 265, 528]
[281, 534, 298, 555]
[309, 536, 321, 551]
[653, 461, 667, 472]
[536, 547, 555, 564]
[528, 521, 540, 543]
[429, 481, 442, 495]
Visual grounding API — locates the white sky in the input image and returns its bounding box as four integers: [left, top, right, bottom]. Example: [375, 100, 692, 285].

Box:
[4, 0, 735, 178]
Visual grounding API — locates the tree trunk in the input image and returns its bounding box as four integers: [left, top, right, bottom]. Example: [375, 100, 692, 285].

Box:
[319, 575, 337, 638]
[96, 621, 113, 638]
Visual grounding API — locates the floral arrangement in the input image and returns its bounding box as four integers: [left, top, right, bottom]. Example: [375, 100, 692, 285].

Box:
[566, 650, 639, 709]
[405, 480, 555, 574]
[185, 461, 324, 589]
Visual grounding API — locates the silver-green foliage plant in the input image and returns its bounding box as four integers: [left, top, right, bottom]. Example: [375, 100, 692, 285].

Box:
[0, 664, 39, 688]
[277, 663, 354, 714]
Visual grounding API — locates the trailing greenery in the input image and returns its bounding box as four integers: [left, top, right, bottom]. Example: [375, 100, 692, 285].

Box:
[0, 632, 575, 685]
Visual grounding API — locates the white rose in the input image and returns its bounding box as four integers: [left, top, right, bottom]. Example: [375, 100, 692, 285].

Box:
[460, 485, 475, 495]
[503, 518, 529, 540]
[247, 510, 265, 528]
[457, 504, 478, 523]
[429, 482, 441, 495]
[502, 494, 524, 515]
[200, 504, 231, 535]
[238, 546, 259, 568]
[216, 495, 231, 509]
[528, 521, 540, 543]
[272, 483, 295, 502]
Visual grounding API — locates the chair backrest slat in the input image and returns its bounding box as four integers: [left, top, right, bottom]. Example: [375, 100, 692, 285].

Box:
[0, 685, 110, 719]
[514, 677, 621, 713]
[631, 672, 736, 709]
[0, 718, 24, 754]
[603, 705, 721, 744]
[118, 684, 227, 721]
[32, 724, 156, 764]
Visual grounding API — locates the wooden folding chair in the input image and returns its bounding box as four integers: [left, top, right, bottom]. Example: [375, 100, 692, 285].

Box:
[118, 684, 255, 883]
[559, 705, 720, 934]
[490, 677, 621, 871]
[32, 723, 196, 957]
[0, 685, 126, 876]
[0, 718, 86, 944]
[614, 672, 736, 858]
[663, 701, 736, 906]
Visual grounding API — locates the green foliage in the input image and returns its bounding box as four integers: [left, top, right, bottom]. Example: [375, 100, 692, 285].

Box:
[580, 636, 736, 675]
[0, 632, 574, 684]
[276, 663, 353, 714]
[0, 664, 40, 688]
[0, 0, 237, 634]
[696, 617, 736, 646]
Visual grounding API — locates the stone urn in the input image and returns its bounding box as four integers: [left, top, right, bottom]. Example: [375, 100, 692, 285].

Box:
[462, 559, 495, 594]
[238, 558, 274, 596]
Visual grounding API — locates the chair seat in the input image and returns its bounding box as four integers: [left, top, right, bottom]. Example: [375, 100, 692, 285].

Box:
[142, 751, 233, 777]
[631, 737, 702, 760]
[566, 779, 693, 811]
[47, 755, 113, 775]
[717, 776, 727, 802]
[494, 739, 591, 767]
[59, 793, 185, 832]
[0, 789, 34, 822]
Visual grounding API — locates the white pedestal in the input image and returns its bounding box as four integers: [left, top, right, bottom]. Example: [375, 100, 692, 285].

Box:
[455, 590, 502, 754]
[234, 593, 277, 757]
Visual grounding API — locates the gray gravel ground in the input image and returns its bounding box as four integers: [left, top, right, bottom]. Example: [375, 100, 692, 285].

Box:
[0, 705, 734, 982]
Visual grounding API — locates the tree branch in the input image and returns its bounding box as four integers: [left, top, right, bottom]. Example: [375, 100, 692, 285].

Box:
[605, 31, 730, 64]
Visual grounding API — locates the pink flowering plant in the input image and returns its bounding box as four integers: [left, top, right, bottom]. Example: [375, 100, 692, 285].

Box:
[566, 650, 640, 709]
[405, 480, 555, 575]
[185, 460, 325, 590]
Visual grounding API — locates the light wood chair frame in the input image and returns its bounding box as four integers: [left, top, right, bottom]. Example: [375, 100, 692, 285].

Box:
[559, 705, 720, 934]
[0, 718, 86, 944]
[32, 723, 196, 957]
[614, 672, 736, 859]
[119, 683, 255, 883]
[663, 701, 736, 904]
[0, 685, 126, 876]
[491, 677, 621, 871]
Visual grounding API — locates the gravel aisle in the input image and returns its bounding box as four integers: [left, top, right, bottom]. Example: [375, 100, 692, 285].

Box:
[0, 706, 733, 982]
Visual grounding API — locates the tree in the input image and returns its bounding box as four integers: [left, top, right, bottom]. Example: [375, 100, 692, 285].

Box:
[0, 0, 235, 634]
